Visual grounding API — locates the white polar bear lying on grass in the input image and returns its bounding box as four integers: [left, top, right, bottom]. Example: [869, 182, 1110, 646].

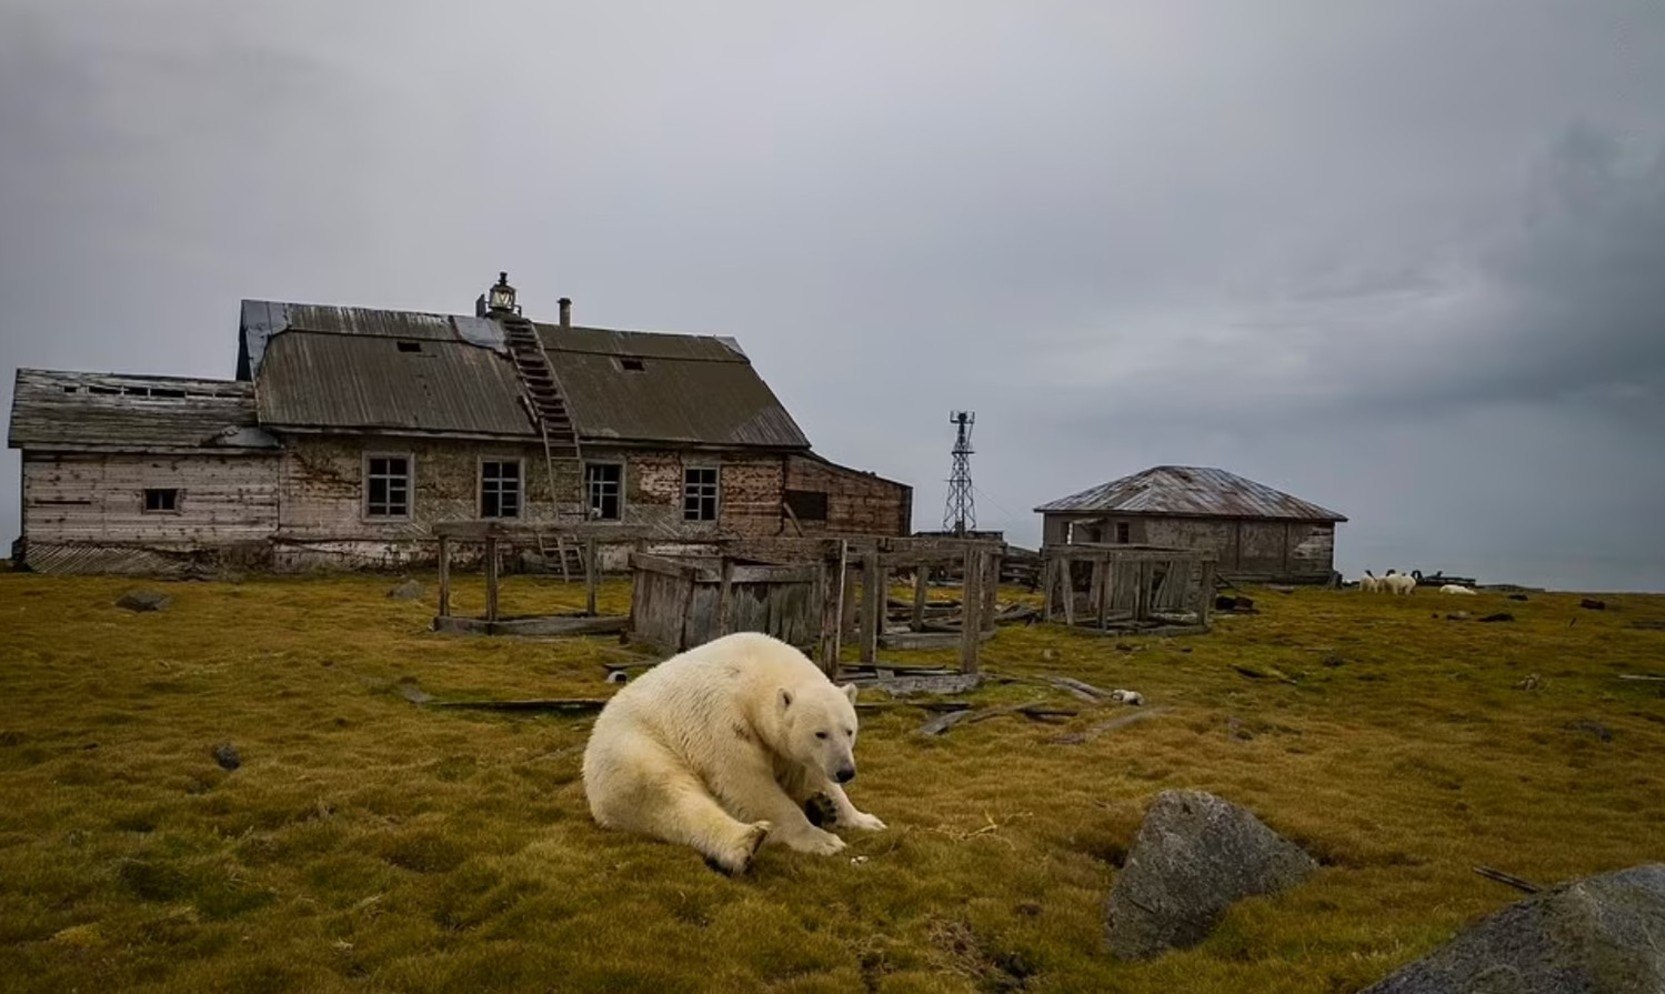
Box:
[582, 631, 886, 875]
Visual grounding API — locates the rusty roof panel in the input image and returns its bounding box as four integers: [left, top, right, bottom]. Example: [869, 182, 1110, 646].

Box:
[540, 326, 809, 449]
[9, 368, 277, 451]
[255, 333, 536, 437]
[1034, 465, 1346, 522]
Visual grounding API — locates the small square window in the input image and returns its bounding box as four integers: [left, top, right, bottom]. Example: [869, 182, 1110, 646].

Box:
[683, 467, 719, 522]
[143, 488, 179, 513]
[1115, 521, 1131, 544]
[585, 463, 623, 521]
[366, 456, 412, 518]
[480, 460, 522, 519]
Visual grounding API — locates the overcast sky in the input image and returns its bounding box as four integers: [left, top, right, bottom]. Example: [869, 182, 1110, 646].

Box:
[3, 2, 1663, 590]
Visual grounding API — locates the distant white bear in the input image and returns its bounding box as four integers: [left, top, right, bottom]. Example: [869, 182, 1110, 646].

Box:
[581, 631, 885, 875]
[1359, 570, 1382, 593]
[1383, 571, 1417, 595]
[1440, 584, 1477, 595]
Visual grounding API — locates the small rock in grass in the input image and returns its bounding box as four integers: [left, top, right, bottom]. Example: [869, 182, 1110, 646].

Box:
[386, 579, 425, 600]
[1478, 612, 1515, 623]
[211, 742, 242, 771]
[1579, 598, 1607, 611]
[116, 591, 171, 612]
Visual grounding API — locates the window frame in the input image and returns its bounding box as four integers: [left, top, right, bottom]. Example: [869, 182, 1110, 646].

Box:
[362, 452, 415, 521]
[783, 488, 829, 522]
[682, 464, 720, 522]
[583, 461, 625, 522]
[478, 456, 525, 520]
[142, 487, 181, 514]
[1115, 521, 1131, 544]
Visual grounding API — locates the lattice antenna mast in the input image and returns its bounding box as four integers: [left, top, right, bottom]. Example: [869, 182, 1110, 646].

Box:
[942, 411, 976, 536]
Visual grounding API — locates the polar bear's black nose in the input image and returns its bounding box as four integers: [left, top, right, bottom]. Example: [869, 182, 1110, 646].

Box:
[835, 766, 856, 784]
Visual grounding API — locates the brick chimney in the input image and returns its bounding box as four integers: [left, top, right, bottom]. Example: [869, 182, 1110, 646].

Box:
[558, 297, 572, 327]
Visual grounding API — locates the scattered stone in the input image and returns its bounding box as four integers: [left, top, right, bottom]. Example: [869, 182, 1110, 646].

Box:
[1446, 611, 1471, 621]
[1359, 863, 1665, 993]
[386, 579, 425, 601]
[1040, 648, 1060, 662]
[1515, 674, 1542, 691]
[1477, 612, 1515, 623]
[116, 591, 171, 613]
[1109, 689, 1145, 706]
[1508, 593, 1530, 602]
[211, 743, 241, 771]
[1104, 790, 1317, 960]
[1579, 598, 1607, 611]
[1565, 719, 1613, 743]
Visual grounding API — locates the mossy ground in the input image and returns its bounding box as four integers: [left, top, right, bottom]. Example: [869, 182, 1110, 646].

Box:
[1, 571, 1662, 992]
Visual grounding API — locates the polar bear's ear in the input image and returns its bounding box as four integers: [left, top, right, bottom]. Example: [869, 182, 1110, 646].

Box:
[841, 683, 859, 704]
[778, 688, 794, 711]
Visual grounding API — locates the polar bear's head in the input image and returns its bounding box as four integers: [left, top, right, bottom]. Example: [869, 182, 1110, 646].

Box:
[776, 681, 862, 783]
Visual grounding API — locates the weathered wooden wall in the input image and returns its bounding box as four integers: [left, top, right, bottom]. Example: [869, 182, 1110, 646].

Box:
[23, 452, 280, 545]
[1041, 512, 1335, 583]
[783, 455, 911, 536]
[271, 435, 578, 570]
[627, 553, 822, 653]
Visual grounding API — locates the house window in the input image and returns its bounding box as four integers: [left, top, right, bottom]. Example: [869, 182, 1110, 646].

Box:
[365, 455, 412, 518]
[784, 489, 829, 522]
[480, 460, 522, 518]
[396, 340, 423, 353]
[618, 357, 646, 372]
[1115, 521, 1131, 544]
[683, 467, 719, 522]
[143, 488, 179, 513]
[585, 463, 623, 521]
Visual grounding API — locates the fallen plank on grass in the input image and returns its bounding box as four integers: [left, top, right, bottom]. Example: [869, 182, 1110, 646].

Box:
[1049, 708, 1170, 745]
[915, 701, 1079, 736]
[1473, 865, 1542, 894]
[1617, 674, 1665, 682]
[398, 679, 608, 714]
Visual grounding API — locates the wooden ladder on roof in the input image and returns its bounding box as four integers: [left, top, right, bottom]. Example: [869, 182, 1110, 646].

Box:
[499, 314, 582, 569]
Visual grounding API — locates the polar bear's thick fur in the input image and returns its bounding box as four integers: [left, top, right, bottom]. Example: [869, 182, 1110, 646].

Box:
[1440, 584, 1477, 595]
[581, 631, 885, 874]
[1359, 570, 1382, 593]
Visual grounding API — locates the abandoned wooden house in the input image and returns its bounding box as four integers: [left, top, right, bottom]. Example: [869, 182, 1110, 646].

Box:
[7, 274, 913, 574]
[1033, 465, 1346, 584]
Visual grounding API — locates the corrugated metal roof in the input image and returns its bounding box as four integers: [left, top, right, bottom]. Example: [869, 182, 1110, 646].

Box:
[238, 300, 504, 379]
[8, 369, 278, 451]
[539, 325, 810, 449]
[1034, 466, 1347, 522]
[255, 333, 537, 437]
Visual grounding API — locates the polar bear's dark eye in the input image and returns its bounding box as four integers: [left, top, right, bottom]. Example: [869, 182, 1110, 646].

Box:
[815, 731, 828, 740]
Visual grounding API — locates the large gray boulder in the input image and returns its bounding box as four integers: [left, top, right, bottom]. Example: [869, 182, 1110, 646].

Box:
[1105, 789, 1317, 959]
[1360, 864, 1665, 994]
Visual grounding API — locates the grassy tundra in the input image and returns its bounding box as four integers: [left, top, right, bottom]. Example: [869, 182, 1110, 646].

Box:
[1, 571, 1662, 992]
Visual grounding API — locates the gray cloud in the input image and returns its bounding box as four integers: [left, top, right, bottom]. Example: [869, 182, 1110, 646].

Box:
[3, 1, 1664, 588]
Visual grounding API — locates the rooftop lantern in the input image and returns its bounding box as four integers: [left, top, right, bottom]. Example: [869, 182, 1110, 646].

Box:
[486, 272, 518, 314]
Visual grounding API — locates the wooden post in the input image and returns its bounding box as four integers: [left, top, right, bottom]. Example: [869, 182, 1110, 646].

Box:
[960, 548, 983, 674]
[437, 535, 451, 618]
[830, 540, 849, 667]
[718, 557, 736, 636]
[584, 538, 599, 617]
[911, 566, 929, 632]
[1092, 552, 1105, 622]
[982, 551, 1000, 633]
[484, 536, 500, 623]
[1088, 559, 1104, 623]
[859, 552, 883, 664]
[1060, 556, 1075, 628]
[1200, 558, 1216, 626]
[815, 559, 838, 677]
[1041, 556, 1055, 622]
[1136, 561, 1150, 622]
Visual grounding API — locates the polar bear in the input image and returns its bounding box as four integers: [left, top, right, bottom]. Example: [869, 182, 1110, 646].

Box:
[581, 631, 886, 874]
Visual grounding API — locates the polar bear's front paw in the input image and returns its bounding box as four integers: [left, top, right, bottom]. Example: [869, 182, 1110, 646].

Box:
[846, 810, 887, 832]
[803, 793, 839, 828]
[784, 826, 846, 856]
[706, 820, 771, 876]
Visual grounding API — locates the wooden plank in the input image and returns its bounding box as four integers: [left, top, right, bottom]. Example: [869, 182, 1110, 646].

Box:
[584, 538, 599, 616]
[814, 559, 837, 677]
[831, 540, 850, 664]
[437, 534, 451, 618]
[911, 567, 930, 632]
[1060, 556, 1075, 627]
[1093, 559, 1108, 630]
[1040, 557, 1056, 623]
[982, 552, 1000, 633]
[960, 548, 983, 675]
[484, 535, 500, 623]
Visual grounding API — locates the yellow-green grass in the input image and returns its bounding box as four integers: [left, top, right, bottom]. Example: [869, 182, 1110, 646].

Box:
[1, 572, 1662, 993]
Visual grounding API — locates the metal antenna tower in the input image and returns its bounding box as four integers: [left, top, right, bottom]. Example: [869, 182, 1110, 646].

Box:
[942, 411, 976, 536]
